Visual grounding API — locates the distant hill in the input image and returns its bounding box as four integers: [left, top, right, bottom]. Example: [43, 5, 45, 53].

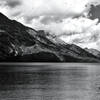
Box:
[0, 12, 100, 62]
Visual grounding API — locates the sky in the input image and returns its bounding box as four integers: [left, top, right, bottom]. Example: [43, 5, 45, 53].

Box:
[0, 0, 100, 50]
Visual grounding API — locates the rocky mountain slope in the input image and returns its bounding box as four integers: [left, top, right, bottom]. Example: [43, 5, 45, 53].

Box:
[85, 48, 100, 58]
[0, 13, 100, 62]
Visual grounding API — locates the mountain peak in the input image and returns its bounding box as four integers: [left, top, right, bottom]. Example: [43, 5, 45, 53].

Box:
[0, 12, 8, 18]
[0, 12, 10, 24]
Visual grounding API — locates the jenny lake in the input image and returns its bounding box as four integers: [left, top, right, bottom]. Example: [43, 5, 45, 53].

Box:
[0, 63, 100, 100]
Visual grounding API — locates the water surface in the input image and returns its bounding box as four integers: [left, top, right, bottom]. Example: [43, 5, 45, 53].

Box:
[0, 63, 99, 100]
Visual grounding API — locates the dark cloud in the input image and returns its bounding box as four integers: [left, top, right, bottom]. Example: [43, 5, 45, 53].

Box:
[40, 16, 54, 25]
[11, 11, 21, 17]
[90, 33, 99, 42]
[3, 0, 21, 8]
[24, 16, 34, 24]
[24, 16, 41, 24]
[89, 4, 100, 21]
[40, 16, 62, 25]
[7, 1, 21, 8]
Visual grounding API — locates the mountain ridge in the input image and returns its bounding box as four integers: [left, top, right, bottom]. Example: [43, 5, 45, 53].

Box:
[0, 12, 100, 62]
[85, 48, 100, 58]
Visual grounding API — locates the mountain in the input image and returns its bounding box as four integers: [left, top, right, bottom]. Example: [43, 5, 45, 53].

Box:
[85, 48, 100, 58]
[0, 12, 100, 62]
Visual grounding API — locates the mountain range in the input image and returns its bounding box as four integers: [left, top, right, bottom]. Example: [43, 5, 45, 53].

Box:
[0, 12, 100, 62]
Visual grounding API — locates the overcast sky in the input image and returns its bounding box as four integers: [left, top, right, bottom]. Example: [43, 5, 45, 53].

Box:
[0, 0, 100, 50]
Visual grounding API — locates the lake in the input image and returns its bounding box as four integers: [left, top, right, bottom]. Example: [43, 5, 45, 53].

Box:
[0, 63, 100, 100]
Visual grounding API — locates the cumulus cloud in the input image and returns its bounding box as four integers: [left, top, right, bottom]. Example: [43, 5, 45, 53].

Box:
[59, 17, 100, 49]
[0, 0, 92, 21]
[29, 16, 99, 34]
[0, 0, 21, 8]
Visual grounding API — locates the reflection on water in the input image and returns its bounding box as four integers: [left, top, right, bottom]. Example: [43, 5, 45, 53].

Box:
[0, 63, 99, 100]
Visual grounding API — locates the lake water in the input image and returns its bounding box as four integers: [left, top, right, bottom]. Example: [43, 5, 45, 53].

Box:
[0, 63, 100, 100]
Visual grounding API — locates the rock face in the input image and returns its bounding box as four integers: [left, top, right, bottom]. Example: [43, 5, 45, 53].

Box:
[0, 12, 100, 62]
[85, 48, 100, 58]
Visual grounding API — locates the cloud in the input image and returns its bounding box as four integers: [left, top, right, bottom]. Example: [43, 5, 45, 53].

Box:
[6, 0, 21, 8]
[0, 0, 99, 21]
[60, 18, 100, 50]
[22, 0, 88, 16]
[89, 4, 100, 21]
[0, 0, 21, 8]
[30, 17, 99, 34]
[0, 0, 92, 22]
[0, 0, 100, 20]
[18, 0, 100, 24]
